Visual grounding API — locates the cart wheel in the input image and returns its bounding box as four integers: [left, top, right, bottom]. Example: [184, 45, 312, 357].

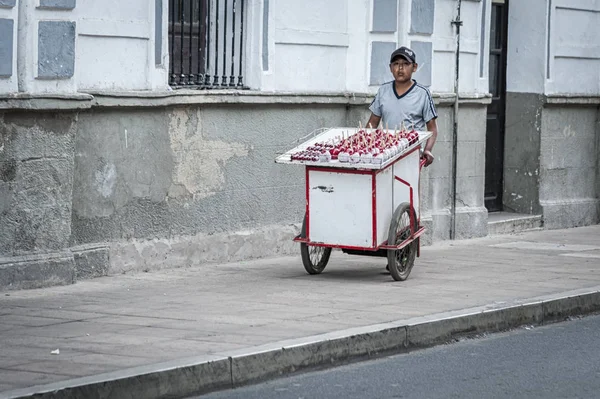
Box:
[300, 214, 332, 275]
[387, 203, 418, 281]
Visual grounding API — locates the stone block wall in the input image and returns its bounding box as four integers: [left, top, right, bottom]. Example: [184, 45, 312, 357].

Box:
[0, 112, 76, 254]
[504, 94, 600, 228]
[539, 104, 600, 228]
[503, 93, 544, 215]
[8, 93, 591, 290]
[71, 103, 346, 273]
[0, 94, 490, 288]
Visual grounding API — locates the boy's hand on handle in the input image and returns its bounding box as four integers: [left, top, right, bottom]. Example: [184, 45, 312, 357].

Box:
[422, 150, 434, 167]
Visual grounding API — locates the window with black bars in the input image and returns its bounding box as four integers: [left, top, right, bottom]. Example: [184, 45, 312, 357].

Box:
[168, 0, 247, 89]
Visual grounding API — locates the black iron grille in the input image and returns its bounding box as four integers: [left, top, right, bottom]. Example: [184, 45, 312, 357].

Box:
[168, 0, 246, 89]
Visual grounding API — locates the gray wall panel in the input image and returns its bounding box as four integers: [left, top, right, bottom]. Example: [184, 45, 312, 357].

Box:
[410, 41, 432, 86]
[38, 21, 76, 78]
[262, 0, 269, 71]
[410, 0, 435, 35]
[370, 41, 396, 85]
[39, 0, 76, 9]
[155, 0, 162, 65]
[373, 0, 397, 33]
[0, 19, 13, 77]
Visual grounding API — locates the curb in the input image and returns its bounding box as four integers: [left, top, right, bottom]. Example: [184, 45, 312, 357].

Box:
[3, 287, 600, 399]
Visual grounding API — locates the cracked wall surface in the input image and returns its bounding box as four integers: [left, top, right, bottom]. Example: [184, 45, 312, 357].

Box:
[71, 104, 345, 245]
[168, 108, 249, 200]
[1, 98, 597, 287]
[0, 112, 76, 255]
[504, 93, 544, 215]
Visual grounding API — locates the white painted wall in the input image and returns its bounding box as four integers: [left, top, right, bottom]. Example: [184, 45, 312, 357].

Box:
[432, 0, 457, 93]
[457, 0, 484, 94]
[507, 0, 600, 95]
[2, 0, 491, 96]
[0, 0, 168, 95]
[546, 0, 600, 95]
[346, 0, 371, 93]
[506, 0, 548, 94]
[76, 0, 167, 92]
[431, 0, 488, 94]
[260, 0, 489, 95]
[260, 0, 349, 92]
[242, 0, 264, 90]
[15, 3, 76, 94]
[12, 0, 597, 98]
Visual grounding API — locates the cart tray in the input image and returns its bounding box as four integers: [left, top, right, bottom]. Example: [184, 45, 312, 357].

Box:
[275, 127, 432, 170]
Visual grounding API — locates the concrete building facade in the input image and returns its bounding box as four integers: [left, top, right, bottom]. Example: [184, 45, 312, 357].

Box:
[0, 0, 598, 289]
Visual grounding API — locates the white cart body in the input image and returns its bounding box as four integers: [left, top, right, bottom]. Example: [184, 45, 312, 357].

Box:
[276, 128, 431, 251]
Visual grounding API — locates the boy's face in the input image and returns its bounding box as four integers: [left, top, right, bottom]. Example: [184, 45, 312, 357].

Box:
[390, 57, 417, 84]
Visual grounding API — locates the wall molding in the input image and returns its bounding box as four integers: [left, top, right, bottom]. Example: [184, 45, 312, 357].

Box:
[78, 18, 151, 40]
[274, 29, 349, 48]
[434, 36, 479, 54]
[555, 45, 600, 60]
[0, 91, 493, 110]
[544, 94, 600, 105]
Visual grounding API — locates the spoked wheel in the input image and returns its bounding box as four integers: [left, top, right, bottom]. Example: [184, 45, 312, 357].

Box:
[387, 203, 418, 281]
[300, 214, 332, 275]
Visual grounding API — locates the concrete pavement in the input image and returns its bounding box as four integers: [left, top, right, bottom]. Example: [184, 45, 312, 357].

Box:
[1, 225, 600, 398]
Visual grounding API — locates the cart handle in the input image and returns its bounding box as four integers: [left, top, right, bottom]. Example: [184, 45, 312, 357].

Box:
[419, 157, 427, 170]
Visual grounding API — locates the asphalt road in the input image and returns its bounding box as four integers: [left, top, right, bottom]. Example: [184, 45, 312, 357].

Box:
[195, 314, 600, 399]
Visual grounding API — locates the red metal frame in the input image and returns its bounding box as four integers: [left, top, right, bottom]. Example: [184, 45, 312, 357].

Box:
[305, 167, 310, 239]
[417, 157, 426, 256]
[371, 174, 377, 247]
[394, 175, 415, 232]
[378, 226, 426, 250]
[302, 146, 426, 253]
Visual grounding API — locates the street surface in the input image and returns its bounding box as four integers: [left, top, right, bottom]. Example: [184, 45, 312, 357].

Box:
[1, 225, 599, 394]
[197, 314, 600, 399]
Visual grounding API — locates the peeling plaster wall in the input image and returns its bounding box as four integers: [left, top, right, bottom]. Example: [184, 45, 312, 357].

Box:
[1, 98, 594, 282]
[503, 93, 544, 215]
[72, 104, 345, 251]
[0, 99, 493, 281]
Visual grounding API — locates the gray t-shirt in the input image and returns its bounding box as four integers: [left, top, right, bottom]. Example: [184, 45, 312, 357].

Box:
[369, 80, 437, 131]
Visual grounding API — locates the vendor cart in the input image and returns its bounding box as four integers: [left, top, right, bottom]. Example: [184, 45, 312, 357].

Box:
[275, 127, 431, 281]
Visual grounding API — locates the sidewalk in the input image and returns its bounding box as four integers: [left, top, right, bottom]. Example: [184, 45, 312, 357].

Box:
[1, 225, 600, 398]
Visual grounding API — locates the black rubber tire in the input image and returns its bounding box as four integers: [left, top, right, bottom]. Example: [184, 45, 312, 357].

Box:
[300, 214, 332, 275]
[387, 203, 418, 281]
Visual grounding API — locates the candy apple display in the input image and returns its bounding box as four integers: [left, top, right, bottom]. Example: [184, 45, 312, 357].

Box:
[289, 125, 422, 165]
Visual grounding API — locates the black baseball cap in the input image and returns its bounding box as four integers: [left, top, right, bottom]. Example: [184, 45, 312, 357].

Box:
[390, 46, 416, 64]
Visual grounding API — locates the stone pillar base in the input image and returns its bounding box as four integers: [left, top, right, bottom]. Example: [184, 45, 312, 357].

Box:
[0, 252, 75, 291]
[421, 207, 488, 245]
[0, 245, 110, 291]
[454, 206, 489, 240]
[541, 199, 600, 229]
[420, 210, 451, 246]
[71, 244, 110, 280]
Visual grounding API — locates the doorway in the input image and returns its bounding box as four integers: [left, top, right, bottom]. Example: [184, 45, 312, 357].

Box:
[484, 0, 509, 212]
